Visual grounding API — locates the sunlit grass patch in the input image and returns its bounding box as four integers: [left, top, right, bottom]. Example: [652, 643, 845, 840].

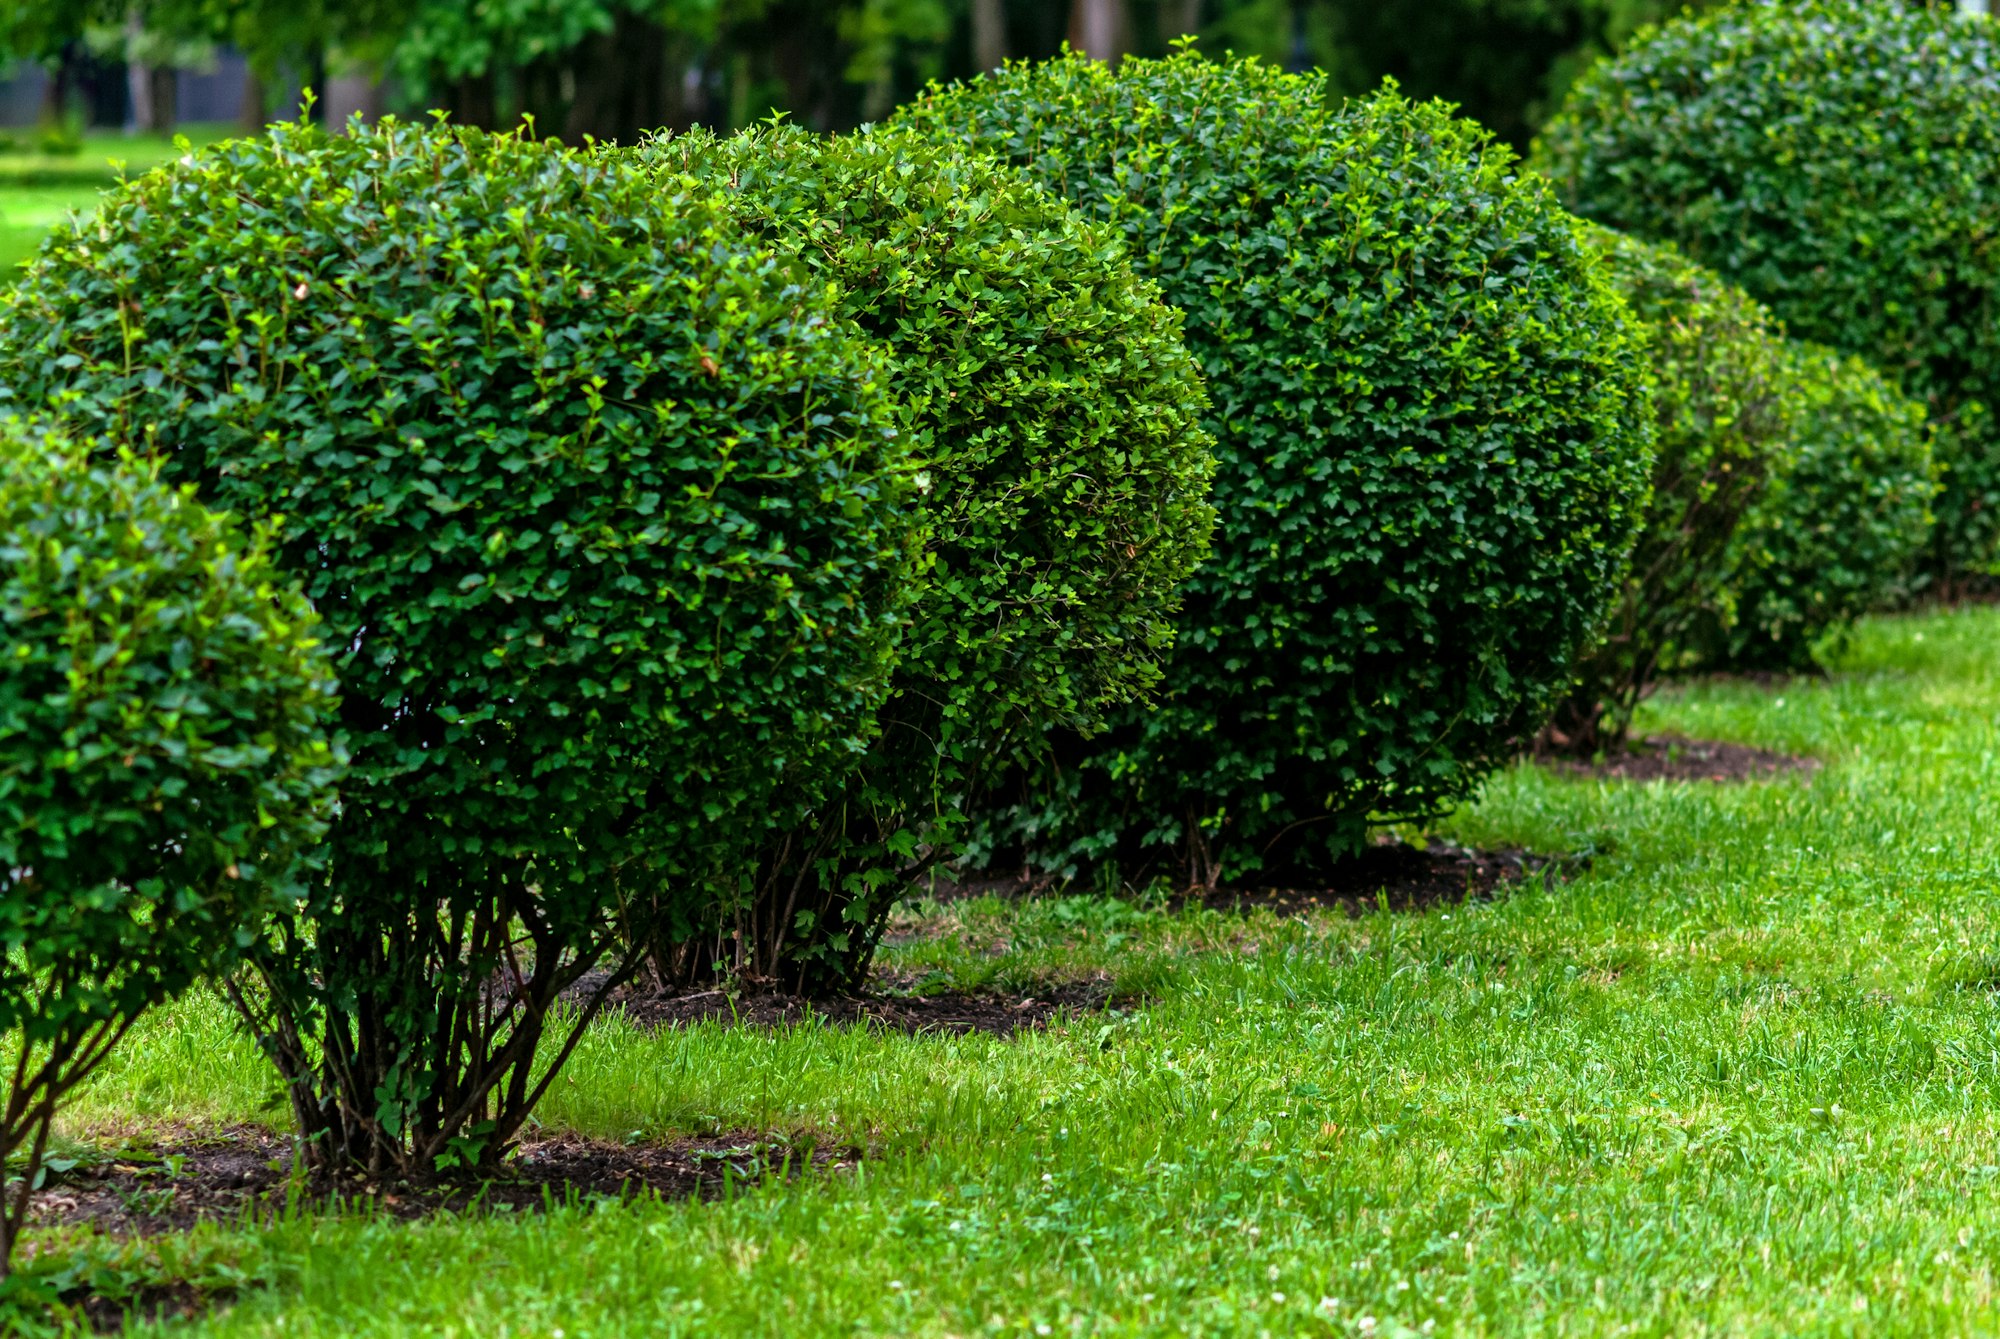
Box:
[32, 605, 2000, 1335]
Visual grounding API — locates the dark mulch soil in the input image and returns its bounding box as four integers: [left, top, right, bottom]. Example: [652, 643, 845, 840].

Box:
[1541, 734, 1819, 784]
[1181, 839, 1561, 918]
[23, 1126, 853, 1330]
[70, 1282, 223, 1335]
[598, 977, 1111, 1037]
[24, 1123, 853, 1240]
[937, 838, 1563, 920]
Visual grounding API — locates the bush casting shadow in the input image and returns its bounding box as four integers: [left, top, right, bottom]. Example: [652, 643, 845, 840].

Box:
[595, 979, 1116, 1037]
[22, 1125, 857, 1239]
[951, 837, 1570, 920]
[1536, 735, 1819, 784]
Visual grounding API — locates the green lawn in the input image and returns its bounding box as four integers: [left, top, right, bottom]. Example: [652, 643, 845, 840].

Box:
[32, 605, 2000, 1335]
[0, 126, 235, 271]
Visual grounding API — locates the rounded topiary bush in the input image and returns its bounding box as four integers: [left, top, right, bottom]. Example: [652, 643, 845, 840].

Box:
[0, 418, 340, 1268]
[1555, 229, 1936, 723]
[635, 122, 1215, 987]
[0, 119, 916, 1174]
[1705, 341, 1935, 672]
[903, 53, 1654, 882]
[1535, 0, 2000, 581]
[1550, 227, 1794, 749]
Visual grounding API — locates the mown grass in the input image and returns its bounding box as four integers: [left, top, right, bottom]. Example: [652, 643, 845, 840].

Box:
[35, 605, 2000, 1335]
[0, 126, 234, 271]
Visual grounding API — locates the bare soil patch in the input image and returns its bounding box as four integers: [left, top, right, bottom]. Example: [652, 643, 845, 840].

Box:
[940, 837, 1562, 920]
[23, 1123, 852, 1240]
[67, 1281, 222, 1335]
[20, 1125, 852, 1330]
[597, 977, 1111, 1037]
[1543, 734, 1818, 784]
[1183, 839, 1561, 918]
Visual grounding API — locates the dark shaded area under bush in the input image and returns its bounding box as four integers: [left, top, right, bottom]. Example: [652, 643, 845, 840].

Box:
[24, 1125, 858, 1239]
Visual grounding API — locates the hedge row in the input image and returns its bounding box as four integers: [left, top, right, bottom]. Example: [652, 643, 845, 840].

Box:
[0, 122, 938, 1184]
[1551, 227, 1934, 750]
[0, 36, 1952, 1213]
[0, 113, 1218, 1191]
[1536, 0, 1997, 583]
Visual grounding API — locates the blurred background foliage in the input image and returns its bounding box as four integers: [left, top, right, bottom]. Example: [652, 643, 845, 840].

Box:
[2, 0, 1719, 149]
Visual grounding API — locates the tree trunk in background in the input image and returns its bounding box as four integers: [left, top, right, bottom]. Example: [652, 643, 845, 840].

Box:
[127, 61, 152, 131]
[1160, 0, 1202, 42]
[125, 13, 149, 130]
[240, 70, 267, 130]
[1068, 0, 1129, 61]
[562, 11, 669, 144]
[452, 72, 496, 128]
[325, 64, 390, 131]
[40, 43, 77, 126]
[973, 0, 1009, 71]
[145, 66, 176, 132]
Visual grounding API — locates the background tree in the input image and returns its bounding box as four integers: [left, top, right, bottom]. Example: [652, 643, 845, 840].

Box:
[5, 0, 1722, 147]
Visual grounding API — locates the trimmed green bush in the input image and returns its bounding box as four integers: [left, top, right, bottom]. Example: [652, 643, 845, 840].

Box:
[1704, 342, 1935, 672]
[1535, 0, 2000, 581]
[635, 122, 1215, 989]
[0, 419, 340, 1271]
[904, 54, 1654, 883]
[0, 119, 917, 1175]
[1555, 230, 1936, 734]
[1549, 227, 1792, 749]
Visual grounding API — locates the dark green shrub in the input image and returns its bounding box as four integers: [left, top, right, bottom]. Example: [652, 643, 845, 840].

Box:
[1554, 230, 1936, 730]
[903, 53, 1654, 883]
[1703, 342, 1935, 672]
[1535, 0, 2000, 582]
[1548, 227, 1792, 749]
[0, 419, 340, 1271]
[0, 119, 916, 1176]
[634, 122, 1215, 989]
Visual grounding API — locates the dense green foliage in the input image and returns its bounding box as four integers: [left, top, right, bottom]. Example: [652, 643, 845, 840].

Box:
[1558, 230, 1933, 722]
[1550, 228, 1790, 748]
[0, 418, 340, 1271]
[1535, 0, 2000, 580]
[1706, 341, 1935, 672]
[905, 52, 1652, 882]
[638, 121, 1214, 989]
[0, 118, 916, 1174]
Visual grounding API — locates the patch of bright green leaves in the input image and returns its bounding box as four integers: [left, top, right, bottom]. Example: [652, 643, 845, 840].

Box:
[0, 418, 341, 1274]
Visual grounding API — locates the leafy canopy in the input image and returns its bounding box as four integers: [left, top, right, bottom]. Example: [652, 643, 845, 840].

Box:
[1709, 340, 1934, 672]
[0, 417, 341, 1267]
[1552, 226, 1792, 747]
